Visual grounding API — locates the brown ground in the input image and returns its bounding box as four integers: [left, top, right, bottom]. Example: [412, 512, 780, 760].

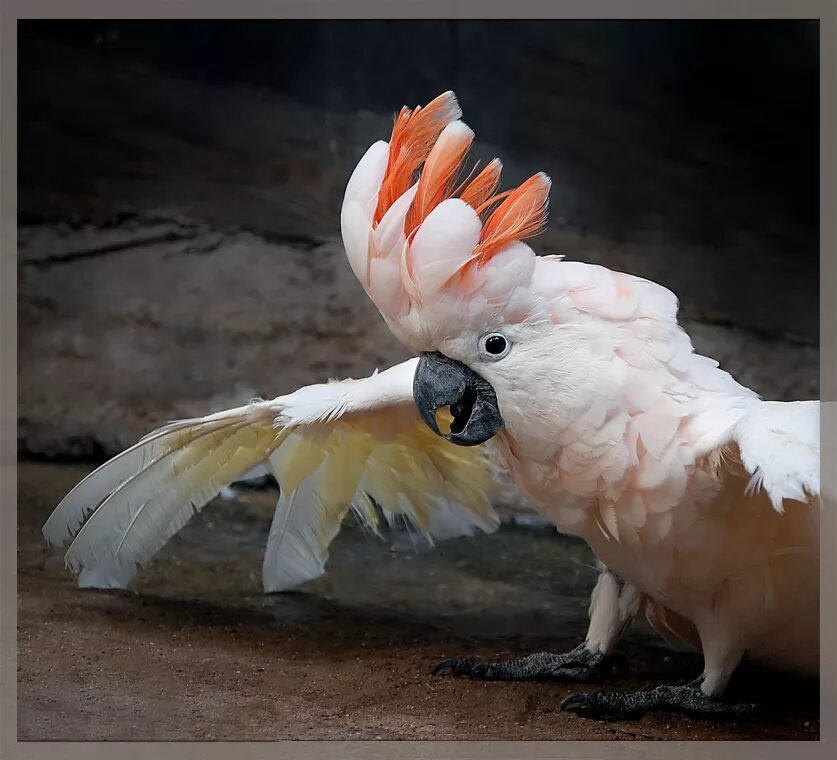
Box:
[18, 462, 819, 741]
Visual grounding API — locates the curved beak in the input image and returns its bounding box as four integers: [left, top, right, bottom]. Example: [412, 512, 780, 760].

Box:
[412, 351, 504, 447]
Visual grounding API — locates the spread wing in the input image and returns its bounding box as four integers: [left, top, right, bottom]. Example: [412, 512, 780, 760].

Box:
[42, 358, 504, 592]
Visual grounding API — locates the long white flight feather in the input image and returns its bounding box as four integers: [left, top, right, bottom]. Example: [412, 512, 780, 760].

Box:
[44, 360, 510, 593]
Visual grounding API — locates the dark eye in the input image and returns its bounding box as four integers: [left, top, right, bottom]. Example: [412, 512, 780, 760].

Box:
[482, 333, 510, 358]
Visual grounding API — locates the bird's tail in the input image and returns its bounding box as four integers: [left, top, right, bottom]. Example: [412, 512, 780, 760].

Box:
[42, 400, 282, 588]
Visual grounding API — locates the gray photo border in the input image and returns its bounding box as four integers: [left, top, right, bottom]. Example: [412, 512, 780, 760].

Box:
[1, 1, 835, 758]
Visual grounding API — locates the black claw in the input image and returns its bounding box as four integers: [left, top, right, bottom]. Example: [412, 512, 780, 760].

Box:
[432, 658, 489, 678]
[432, 658, 457, 676]
[559, 693, 591, 713]
[561, 690, 643, 720]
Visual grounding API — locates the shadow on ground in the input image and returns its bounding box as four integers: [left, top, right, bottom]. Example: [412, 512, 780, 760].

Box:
[18, 462, 819, 741]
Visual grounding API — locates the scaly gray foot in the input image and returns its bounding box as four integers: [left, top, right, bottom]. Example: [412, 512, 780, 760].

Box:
[433, 643, 611, 682]
[560, 679, 766, 720]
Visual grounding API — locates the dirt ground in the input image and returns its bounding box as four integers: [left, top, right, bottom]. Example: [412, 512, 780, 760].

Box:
[18, 462, 819, 741]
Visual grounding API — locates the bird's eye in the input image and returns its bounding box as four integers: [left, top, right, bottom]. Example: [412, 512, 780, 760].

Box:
[481, 332, 510, 359]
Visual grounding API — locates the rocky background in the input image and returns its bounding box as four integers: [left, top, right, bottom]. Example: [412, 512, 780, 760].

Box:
[18, 20, 819, 458]
[17, 21, 820, 741]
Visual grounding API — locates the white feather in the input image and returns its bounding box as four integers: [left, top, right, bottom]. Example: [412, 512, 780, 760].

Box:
[42, 406, 265, 548]
[733, 400, 820, 511]
[343, 140, 389, 210]
[46, 358, 506, 593]
[262, 472, 346, 593]
[274, 358, 419, 426]
[408, 198, 482, 294]
[64, 416, 277, 582]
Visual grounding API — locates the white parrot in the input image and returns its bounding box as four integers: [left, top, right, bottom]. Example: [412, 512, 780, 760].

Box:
[44, 91, 820, 721]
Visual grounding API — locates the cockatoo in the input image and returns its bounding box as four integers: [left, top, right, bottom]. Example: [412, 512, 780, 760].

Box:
[44, 91, 820, 721]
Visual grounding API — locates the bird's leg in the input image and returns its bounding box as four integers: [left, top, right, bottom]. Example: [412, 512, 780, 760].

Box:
[433, 566, 640, 682]
[561, 622, 765, 720]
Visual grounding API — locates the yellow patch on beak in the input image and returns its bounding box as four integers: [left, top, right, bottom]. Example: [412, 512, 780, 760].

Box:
[435, 407, 455, 436]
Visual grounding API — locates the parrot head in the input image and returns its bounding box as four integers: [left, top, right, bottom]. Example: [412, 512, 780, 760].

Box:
[340, 91, 641, 453]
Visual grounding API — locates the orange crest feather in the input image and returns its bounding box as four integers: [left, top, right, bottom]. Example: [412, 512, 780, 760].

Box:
[404, 123, 474, 234]
[459, 159, 503, 213]
[373, 92, 461, 226]
[472, 172, 551, 263]
[370, 92, 551, 290]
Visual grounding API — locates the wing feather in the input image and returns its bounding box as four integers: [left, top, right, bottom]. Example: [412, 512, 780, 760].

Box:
[730, 400, 820, 512]
[43, 359, 507, 592]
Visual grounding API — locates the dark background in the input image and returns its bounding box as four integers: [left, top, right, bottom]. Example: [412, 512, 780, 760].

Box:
[17, 20, 820, 459]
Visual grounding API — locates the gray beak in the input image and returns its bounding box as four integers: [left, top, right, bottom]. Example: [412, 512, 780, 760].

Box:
[412, 351, 504, 447]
